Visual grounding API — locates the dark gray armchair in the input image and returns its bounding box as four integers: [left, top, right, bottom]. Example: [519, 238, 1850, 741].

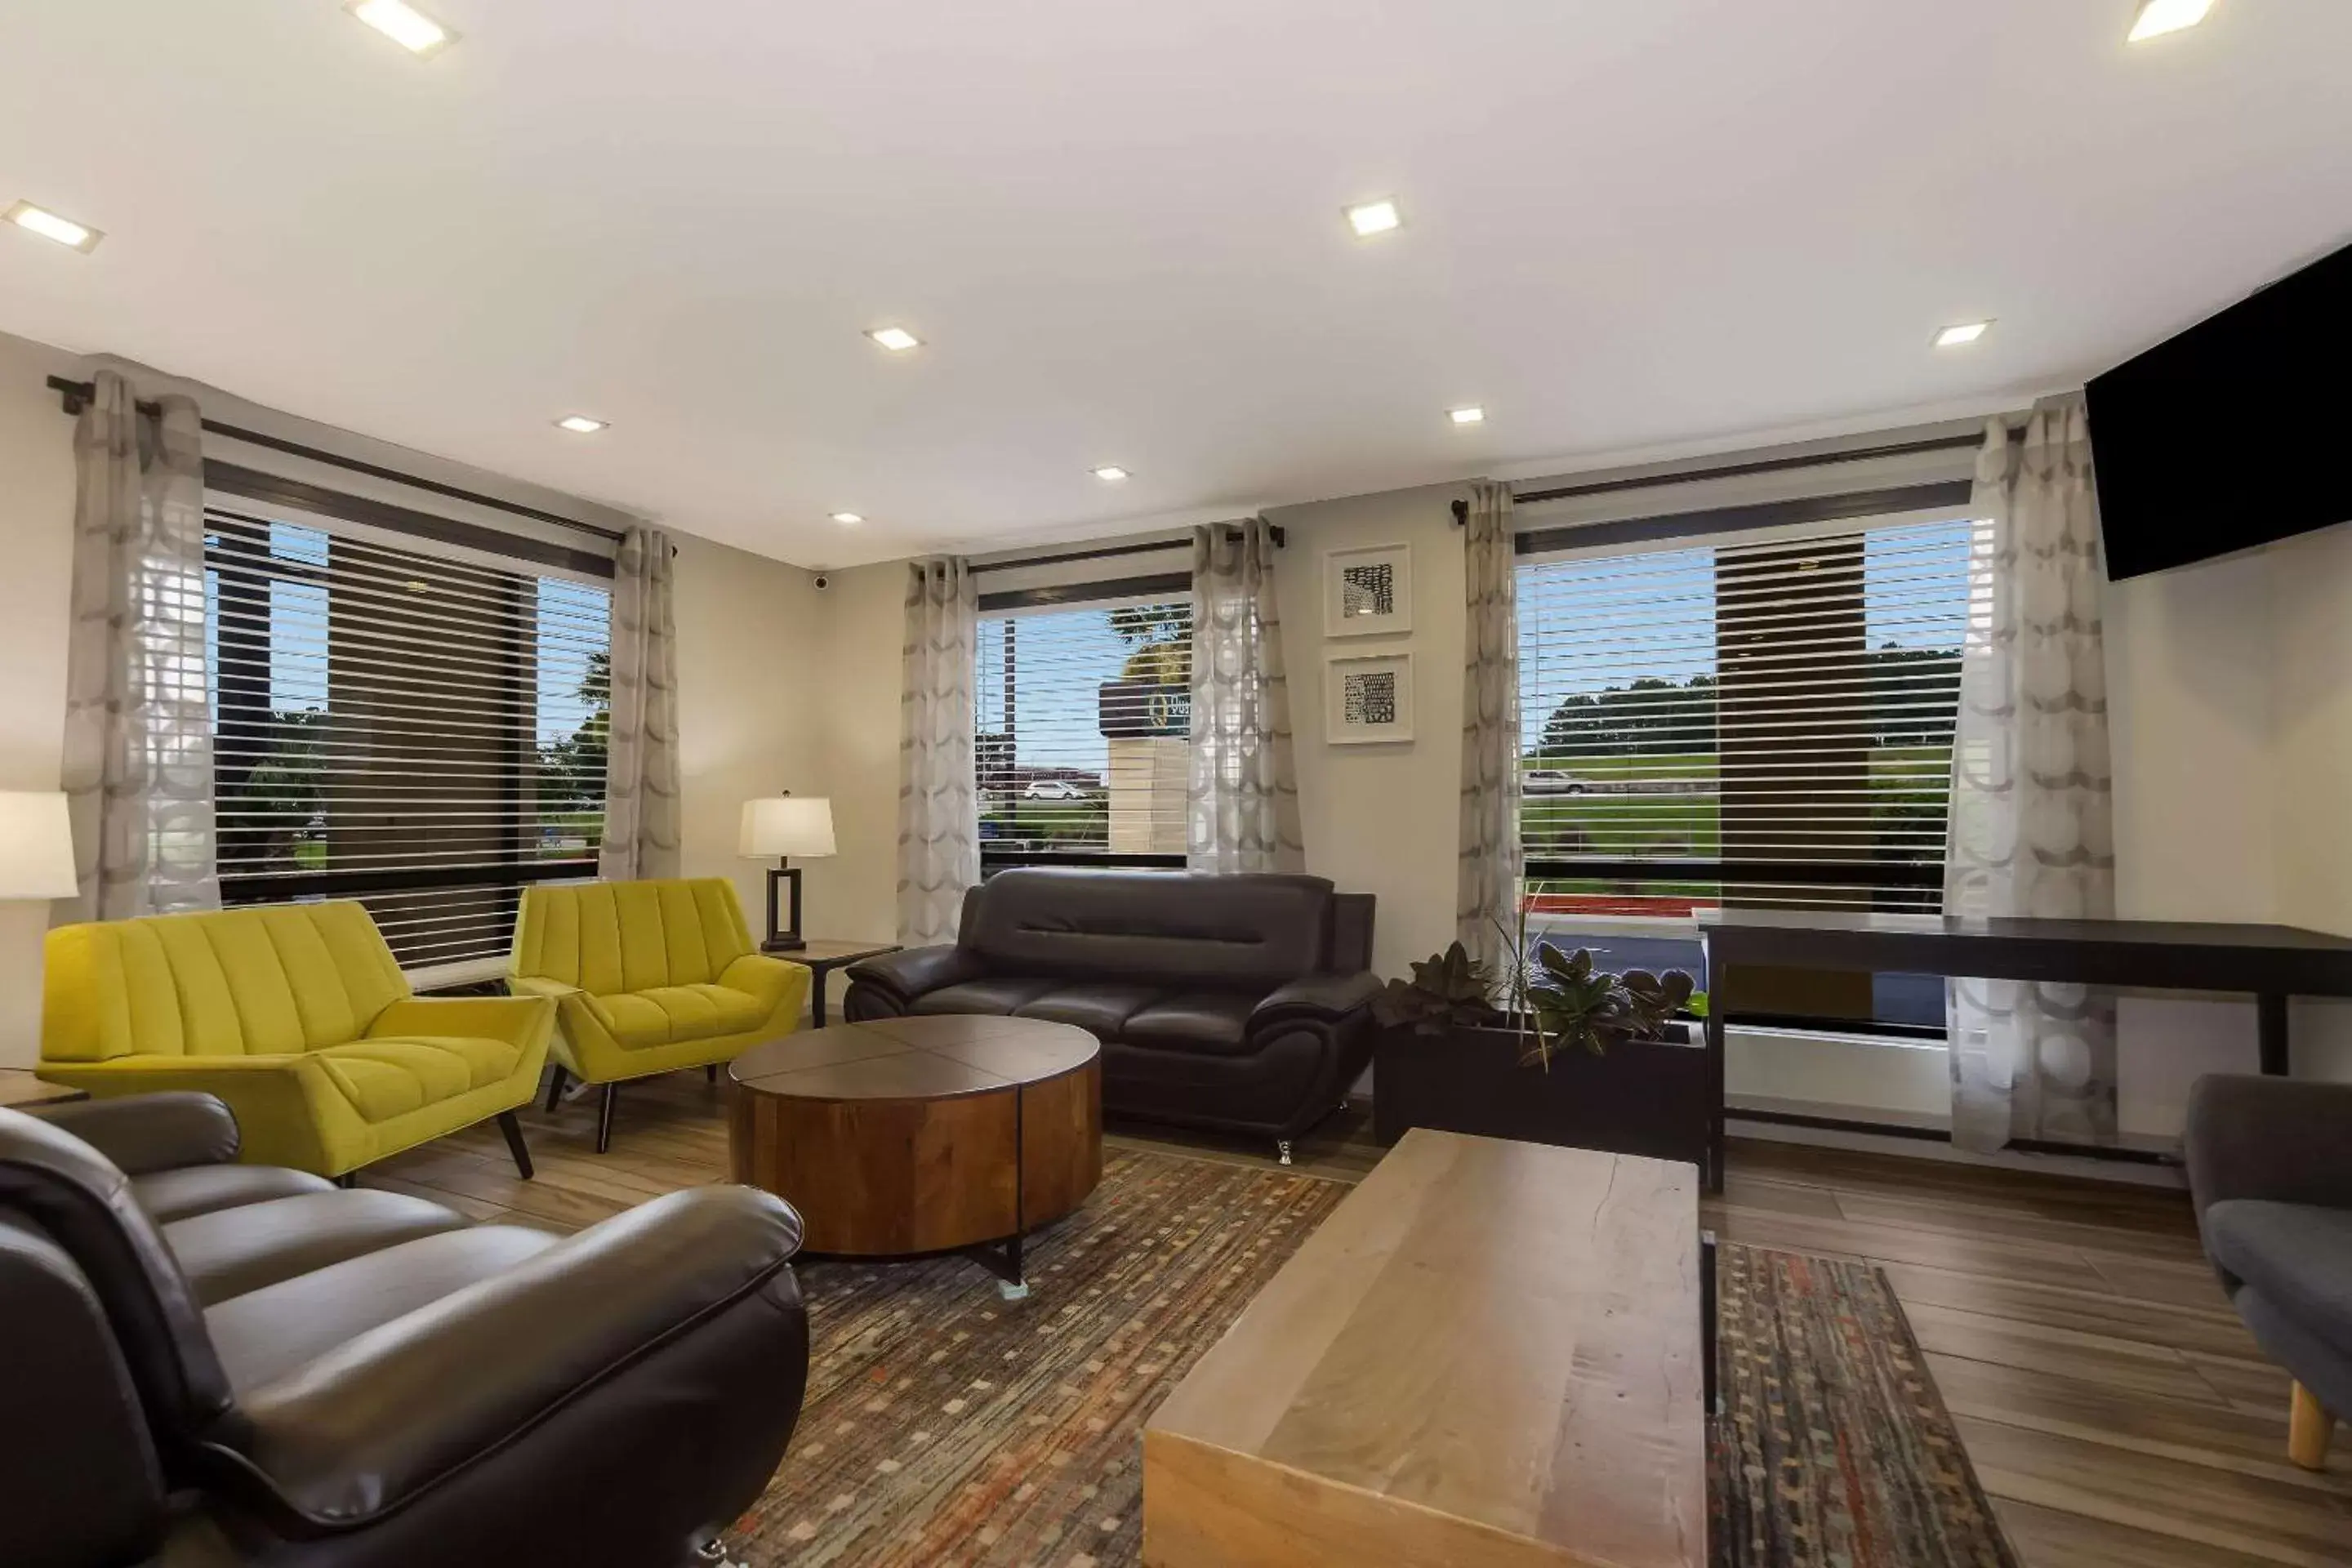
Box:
[2185, 1073, 2352, 1471]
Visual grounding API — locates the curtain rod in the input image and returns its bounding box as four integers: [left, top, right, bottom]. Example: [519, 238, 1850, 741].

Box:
[1450, 429, 1997, 524]
[46, 375, 628, 546]
[969, 520, 1282, 576]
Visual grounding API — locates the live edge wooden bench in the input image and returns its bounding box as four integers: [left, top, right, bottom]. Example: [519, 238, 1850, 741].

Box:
[1143, 1128, 1706, 1568]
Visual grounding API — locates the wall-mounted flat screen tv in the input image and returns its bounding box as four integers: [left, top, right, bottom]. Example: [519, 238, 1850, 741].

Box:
[2085, 240, 2352, 581]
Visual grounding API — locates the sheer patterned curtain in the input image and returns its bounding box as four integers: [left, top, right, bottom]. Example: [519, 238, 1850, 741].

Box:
[1187, 519, 1303, 873]
[60, 370, 217, 921]
[899, 557, 980, 945]
[1456, 482, 1522, 970]
[1945, 398, 2117, 1151]
[599, 527, 682, 880]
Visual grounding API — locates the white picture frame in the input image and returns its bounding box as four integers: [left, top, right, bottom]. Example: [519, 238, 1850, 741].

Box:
[1323, 542, 1412, 638]
[1325, 652, 1414, 745]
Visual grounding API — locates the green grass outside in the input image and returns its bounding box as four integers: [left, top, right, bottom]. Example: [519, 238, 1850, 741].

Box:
[1519, 746, 1951, 861]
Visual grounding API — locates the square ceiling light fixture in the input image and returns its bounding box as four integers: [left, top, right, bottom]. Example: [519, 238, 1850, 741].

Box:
[1091, 466, 1130, 483]
[346, 0, 458, 56]
[554, 415, 608, 434]
[866, 326, 922, 352]
[6, 200, 102, 252]
[1449, 406, 1486, 425]
[1346, 198, 1402, 238]
[830, 512, 864, 525]
[2128, 0, 2214, 42]
[1935, 320, 1993, 348]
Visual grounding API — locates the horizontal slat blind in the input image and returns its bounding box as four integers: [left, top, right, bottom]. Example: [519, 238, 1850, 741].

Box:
[207, 509, 611, 966]
[1517, 514, 1975, 916]
[976, 600, 1192, 860]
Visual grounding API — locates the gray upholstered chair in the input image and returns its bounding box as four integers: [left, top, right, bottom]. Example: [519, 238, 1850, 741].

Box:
[2185, 1074, 2352, 1471]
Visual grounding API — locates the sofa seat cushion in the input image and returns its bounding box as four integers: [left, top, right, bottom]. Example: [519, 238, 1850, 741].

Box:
[2205, 1199, 2352, 1335]
[132, 1162, 336, 1224]
[587, 985, 773, 1049]
[1120, 993, 1261, 1058]
[207, 1223, 564, 1393]
[312, 1036, 525, 1123]
[912, 978, 1062, 1018]
[1013, 983, 1169, 1040]
[164, 1188, 470, 1306]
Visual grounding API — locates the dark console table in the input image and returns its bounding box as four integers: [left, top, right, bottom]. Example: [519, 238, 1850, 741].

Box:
[1694, 911, 2352, 1191]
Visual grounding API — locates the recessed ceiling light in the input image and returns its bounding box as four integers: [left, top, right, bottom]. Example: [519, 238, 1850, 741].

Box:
[1449, 406, 1486, 425]
[5, 200, 101, 253]
[1092, 466, 1130, 483]
[1935, 320, 1993, 348]
[1346, 198, 1402, 238]
[345, 0, 457, 56]
[866, 326, 922, 352]
[555, 415, 608, 434]
[830, 512, 864, 526]
[2128, 0, 2214, 42]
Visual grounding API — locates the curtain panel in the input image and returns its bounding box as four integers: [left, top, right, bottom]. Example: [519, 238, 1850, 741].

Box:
[899, 556, 980, 946]
[1456, 481, 1523, 971]
[1187, 518, 1304, 874]
[1945, 398, 2117, 1151]
[60, 370, 218, 922]
[599, 527, 683, 881]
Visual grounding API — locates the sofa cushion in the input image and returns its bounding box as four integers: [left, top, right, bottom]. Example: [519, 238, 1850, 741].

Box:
[2205, 1200, 2352, 1336]
[164, 1189, 468, 1306]
[1120, 993, 1260, 1058]
[586, 984, 772, 1049]
[1013, 983, 1169, 1040]
[132, 1163, 336, 1225]
[913, 978, 1062, 1018]
[312, 1037, 526, 1123]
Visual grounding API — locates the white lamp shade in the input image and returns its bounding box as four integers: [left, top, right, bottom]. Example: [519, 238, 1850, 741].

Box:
[0, 791, 79, 900]
[740, 795, 836, 859]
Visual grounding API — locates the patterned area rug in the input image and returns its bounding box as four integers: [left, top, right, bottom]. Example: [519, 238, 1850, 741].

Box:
[1712, 1242, 2019, 1568]
[733, 1151, 2016, 1568]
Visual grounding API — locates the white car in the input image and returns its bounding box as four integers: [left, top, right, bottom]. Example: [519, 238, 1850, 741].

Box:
[1523, 769, 1591, 796]
[1023, 779, 1094, 801]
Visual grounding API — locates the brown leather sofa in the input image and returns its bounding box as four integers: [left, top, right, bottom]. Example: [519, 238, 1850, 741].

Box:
[0, 1093, 808, 1568]
[844, 869, 1379, 1160]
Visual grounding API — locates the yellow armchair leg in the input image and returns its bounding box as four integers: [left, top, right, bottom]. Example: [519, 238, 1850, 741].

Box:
[2290, 1382, 2336, 1471]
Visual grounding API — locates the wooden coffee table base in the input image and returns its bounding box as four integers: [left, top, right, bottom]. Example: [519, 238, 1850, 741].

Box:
[728, 1016, 1102, 1294]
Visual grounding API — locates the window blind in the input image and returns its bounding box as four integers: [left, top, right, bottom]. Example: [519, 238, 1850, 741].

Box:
[976, 599, 1193, 862]
[207, 507, 612, 967]
[1516, 514, 1974, 917]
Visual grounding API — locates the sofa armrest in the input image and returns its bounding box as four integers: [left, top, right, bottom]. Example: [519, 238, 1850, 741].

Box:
[844, 945, 984, 1004]
[717, 953, 814, 1019]
[1250, 971, 1383, 1036]
[29, 1092, 241, 1175]
[367, 995, 556, 1051]
[2186, 1075, 2352, 1219]
[200, 1185, 805, 1533]
[505, 975, 583, 1003]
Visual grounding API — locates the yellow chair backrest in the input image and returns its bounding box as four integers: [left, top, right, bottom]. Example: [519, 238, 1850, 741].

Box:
[42, 902, 410, 1063]
[511, 880, 756, 997]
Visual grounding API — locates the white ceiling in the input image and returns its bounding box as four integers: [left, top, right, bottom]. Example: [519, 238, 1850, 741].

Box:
[3, 1, 2349, 568]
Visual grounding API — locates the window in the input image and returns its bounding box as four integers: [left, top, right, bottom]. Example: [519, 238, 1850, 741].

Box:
[1517, 514, 1974, 1027]
[975, 599, 1192, 866]
[207, 506, 612, 969]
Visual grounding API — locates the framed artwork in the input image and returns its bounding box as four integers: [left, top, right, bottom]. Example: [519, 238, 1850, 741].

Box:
[1323, 543, 1412, 638]
[1325, 652, 1414, 745]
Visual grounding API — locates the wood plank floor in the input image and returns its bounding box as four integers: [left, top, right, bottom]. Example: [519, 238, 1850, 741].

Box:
[372, 1074, 2352, 1568]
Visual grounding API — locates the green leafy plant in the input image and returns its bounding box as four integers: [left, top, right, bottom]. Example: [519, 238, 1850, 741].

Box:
[1371, 942, 1502, 1036]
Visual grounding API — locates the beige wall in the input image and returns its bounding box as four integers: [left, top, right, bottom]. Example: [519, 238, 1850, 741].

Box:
[800, 561, 906, 968]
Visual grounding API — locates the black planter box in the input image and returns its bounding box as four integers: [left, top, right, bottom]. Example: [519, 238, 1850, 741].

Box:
[1372, 1019, 1709, 1169]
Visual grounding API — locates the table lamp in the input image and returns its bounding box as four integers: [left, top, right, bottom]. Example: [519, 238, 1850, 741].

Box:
[739, 794, 835, 953]
[0, 791, 78, 902]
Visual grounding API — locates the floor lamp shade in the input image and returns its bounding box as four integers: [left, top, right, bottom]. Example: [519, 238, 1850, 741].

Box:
[740, 796, 835, 952]
[0, 791, 78, 900]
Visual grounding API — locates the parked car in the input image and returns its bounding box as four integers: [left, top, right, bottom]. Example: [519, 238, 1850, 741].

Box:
[1523, 769, 1590, 796]
[1023, 778, 1094, 801]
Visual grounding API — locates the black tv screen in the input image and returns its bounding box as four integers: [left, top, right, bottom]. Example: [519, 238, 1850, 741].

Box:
[2086, 240, 2352, 581]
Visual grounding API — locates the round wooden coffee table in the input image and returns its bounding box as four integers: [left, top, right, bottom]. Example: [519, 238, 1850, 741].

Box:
[727, 1014, 1102, 1295]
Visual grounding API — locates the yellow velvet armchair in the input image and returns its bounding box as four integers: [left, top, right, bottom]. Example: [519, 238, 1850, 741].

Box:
[38, 902, 555, 1179]
[509, 878, 810, 1151]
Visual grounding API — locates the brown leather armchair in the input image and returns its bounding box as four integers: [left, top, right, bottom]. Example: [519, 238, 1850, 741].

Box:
[0, 1093, 808, 1568]
[844, 870, 1380, 1162]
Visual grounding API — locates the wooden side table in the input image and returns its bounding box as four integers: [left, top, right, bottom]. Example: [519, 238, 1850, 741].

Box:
[0, 1069, 82, 1111]
[770, 939, 901, 1027]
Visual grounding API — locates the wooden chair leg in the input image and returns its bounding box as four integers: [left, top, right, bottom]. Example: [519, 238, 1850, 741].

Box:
[496, 1110, 535, 1181]
[2291, 1382, 2336, 1471]
[706, 1064, 719, 1085]
[596, 1083, 620, 1154]
[542, 1065, 569, 1115]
